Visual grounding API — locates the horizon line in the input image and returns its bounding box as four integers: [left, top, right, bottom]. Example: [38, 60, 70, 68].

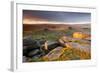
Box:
[23, 21, 91, 25]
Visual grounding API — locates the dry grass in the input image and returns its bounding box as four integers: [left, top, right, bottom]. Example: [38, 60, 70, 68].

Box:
[59, 47, 91, 60]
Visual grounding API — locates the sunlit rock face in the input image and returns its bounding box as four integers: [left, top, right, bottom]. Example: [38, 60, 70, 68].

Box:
[73, 32, 90, 39]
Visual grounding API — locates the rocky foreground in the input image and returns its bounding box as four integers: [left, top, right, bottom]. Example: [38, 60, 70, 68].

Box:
[23, 32, 91, 62]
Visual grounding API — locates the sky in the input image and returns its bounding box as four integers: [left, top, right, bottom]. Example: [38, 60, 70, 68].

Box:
[23, 10, 91, 24]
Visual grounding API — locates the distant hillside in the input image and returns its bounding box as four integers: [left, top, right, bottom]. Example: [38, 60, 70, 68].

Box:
[23, 24, 69, 31]
[70, 24, 91, 28]
[23, 23, 91, 35]
[70, 24, 91, 34]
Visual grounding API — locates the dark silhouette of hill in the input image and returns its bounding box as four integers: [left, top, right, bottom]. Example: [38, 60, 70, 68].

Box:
[23, 24, 69, 31]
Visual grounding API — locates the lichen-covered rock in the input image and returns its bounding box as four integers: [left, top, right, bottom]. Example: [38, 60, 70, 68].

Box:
[42, 47, 64, 61]
[66, 42, 91, 53]
[73, 32, 90, 39]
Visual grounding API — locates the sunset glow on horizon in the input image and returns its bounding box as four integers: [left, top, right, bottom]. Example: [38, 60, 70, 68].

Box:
[23, 10, 91, 24]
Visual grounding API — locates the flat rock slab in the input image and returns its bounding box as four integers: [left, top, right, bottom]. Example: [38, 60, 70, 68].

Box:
[43, 46, 63, 61]
[67, 42, 90, 53]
